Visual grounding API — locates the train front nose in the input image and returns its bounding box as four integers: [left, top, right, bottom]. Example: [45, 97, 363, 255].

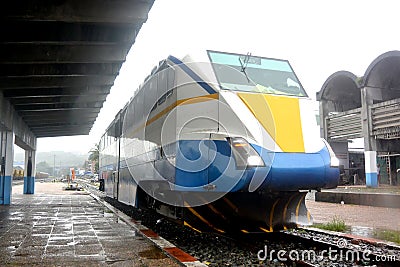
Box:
[253, 146, 340, 191]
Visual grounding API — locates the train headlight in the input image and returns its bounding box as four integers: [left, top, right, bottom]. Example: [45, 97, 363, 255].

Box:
[228, 137, 265, 168]
[247, 155, 265, 166]
[321, 139, 340, 168]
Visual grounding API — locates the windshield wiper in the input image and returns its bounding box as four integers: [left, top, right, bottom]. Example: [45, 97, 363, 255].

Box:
[239, 52, 251, 82]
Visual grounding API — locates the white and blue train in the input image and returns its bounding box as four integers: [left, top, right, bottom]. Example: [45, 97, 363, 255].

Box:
[99, 50, 339, 233]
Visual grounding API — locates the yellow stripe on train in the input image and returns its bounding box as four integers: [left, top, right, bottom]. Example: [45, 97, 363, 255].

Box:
[237, 93, 305, 153]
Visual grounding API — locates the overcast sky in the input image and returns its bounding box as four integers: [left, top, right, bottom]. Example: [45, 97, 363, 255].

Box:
[33, 0, 400, 154]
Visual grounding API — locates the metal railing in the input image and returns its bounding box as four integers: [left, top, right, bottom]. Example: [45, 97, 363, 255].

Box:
[371, 98, 400, 139]
[326, 108, 362, 141]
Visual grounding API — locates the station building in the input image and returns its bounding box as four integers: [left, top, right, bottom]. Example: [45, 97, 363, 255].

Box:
[317, 51, 400, 187]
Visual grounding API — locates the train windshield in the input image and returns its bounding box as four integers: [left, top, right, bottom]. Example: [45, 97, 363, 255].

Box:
[207, 51, 307, 97]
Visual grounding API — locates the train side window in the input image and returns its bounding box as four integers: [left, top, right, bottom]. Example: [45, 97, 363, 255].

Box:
[166, 89, 173, 98]
[158, 93, 166, 105]
[150, 103, 157, 113]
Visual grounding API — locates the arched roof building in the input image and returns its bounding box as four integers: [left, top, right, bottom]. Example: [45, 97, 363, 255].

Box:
[317, 51, 400, 187]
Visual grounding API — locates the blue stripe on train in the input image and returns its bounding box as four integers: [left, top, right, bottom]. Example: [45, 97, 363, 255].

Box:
[174, 140, 339, 192]
[117, 140, 339, 193]
[252, 144, 339, 190]
[174, 140, 250, 191]
[167, 55, 217, 95]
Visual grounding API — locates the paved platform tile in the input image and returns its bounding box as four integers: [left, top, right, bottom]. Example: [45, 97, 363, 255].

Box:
[0, 190, 180, 266]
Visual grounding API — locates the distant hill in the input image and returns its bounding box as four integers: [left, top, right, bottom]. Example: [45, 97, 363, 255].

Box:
[14, 151, 88, 168]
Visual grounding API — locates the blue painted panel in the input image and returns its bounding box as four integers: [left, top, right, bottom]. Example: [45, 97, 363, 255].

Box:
[207, 140, 231, 183]
[253, 144, 339, 191]
[31, 177, 35, 194]
[121, 138, 340, 194]
[3, 176, 12, 204]
[28, 177, 35, 194]
[23, 176, 28, 194]
[0, 176, 12, 204]
[269, 153, 325, 189]
[366, 172, 378, 188]
[175, 140, 254, 192]
[121, 139, 339, 194]
[23, 176, 35, 194]
[207, 140, 253, 192]
[316, 147, 340, 189]
[175, 140, 209, 187]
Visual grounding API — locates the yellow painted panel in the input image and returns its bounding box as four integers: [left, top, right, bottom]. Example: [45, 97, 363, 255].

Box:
[238, 93, 304, 152]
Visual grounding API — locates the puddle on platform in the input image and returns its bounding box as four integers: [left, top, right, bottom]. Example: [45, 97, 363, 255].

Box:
[349, 226, 400, 245]
[7, 245, 17, 253]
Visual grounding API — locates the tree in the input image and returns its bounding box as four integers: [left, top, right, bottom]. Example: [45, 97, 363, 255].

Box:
[88, 143, 99, 173]
[36, 161, 52, 174]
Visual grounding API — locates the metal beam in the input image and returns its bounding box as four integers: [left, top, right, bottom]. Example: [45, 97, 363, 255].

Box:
[14, 102, 103, 111]
[0, 93, 36, 150]
[35, 131, 91, 138]
[28, 121, 95, 128]
[0, 0, 152, 24]
[17, 107, 102, 113]
[20, 109, 99, 116]
[0, 21, 138, 43]
[3, 86, 111, 98]
[31, 125, 92, 131]
[23, 119, 94, 126]
[34, 131, 91, 136]
[0, 43, 129, 64]
[19, 110, 98, 119]
[11, 95, 108, 105]
[24, 118, 96, 125]
[0, 0, 154, 138]
[0, 63, 122, 76]
[0, 75, 115, 89]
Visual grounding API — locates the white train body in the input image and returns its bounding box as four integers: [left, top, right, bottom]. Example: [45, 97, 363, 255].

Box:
[99, 50, 339, 231]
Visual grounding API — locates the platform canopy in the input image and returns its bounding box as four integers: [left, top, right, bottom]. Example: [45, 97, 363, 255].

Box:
[0, 0, 154, 138]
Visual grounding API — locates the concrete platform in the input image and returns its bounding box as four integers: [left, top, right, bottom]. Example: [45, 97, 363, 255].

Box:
[314, 185, 400, 208]
[306, 199, 400, 231]
[0, 182, 179, 266]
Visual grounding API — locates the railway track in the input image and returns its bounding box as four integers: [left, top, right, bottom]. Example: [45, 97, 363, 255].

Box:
[81, 181, 399, 266]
